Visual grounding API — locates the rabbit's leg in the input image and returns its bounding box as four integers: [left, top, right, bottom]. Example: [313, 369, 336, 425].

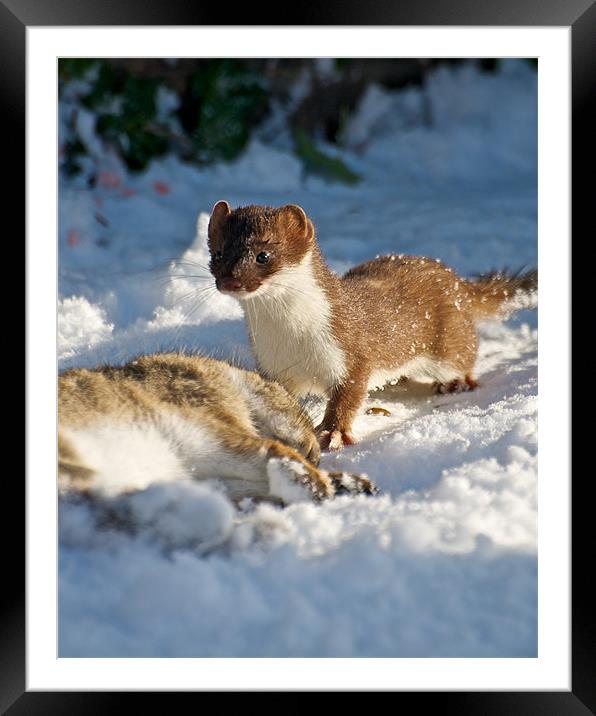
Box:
[240, 372, 321, 465]
[214, 429, 334, 502]
[216, 429, 378, 504]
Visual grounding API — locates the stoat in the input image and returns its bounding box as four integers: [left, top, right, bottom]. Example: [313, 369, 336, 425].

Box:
[208, 201, 537, 450]
[58, 353, 377, 503]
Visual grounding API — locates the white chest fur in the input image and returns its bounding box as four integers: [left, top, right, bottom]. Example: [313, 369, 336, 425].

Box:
[243, 252, 347, 396]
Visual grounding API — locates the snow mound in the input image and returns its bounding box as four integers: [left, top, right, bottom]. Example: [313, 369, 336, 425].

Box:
[58, 297, 113, 360]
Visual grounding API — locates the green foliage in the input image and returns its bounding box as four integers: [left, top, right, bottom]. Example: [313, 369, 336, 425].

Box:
[58, 58, 97, 85]
[59, 59, 269, 174]
[185, 60, 268, 164]
[66, 61, 169, 172]
[59, 58, 524, 184]
[61, 137, 86, 177]
[293, 128, 361, 186]
[477, 58, 537, 73]
[93, 72, 169, 171]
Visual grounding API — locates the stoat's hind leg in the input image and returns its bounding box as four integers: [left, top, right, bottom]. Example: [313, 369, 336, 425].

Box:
[433, 375, 478, 394]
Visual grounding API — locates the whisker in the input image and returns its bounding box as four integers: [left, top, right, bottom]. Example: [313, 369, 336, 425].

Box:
[161, 258, 212, 271]
[168, 288, 220, 340]
[157, 275, 215, 288]
[127, 258, 213, 278]
[166, 285, 218, 311]
[162, 274, 214, 281]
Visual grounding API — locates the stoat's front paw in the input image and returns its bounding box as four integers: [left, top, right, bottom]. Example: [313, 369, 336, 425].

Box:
[328, 471, 380, 497]
[317, 429, 356, 451]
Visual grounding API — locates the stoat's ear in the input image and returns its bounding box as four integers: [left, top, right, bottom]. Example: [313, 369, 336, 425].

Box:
[208, 200, 231, 238]
[278, 204, 315, 244]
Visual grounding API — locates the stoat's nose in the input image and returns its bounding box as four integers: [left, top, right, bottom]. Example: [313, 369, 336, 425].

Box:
[218, 277, 243, 292]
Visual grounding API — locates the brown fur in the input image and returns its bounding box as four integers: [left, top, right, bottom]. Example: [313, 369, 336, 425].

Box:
[208, 202, 537, 449]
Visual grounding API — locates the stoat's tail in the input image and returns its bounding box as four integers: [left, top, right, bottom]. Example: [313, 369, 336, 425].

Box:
[467, 268, 538, 320]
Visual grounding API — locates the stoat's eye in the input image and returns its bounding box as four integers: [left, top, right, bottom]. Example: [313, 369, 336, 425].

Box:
[256, 251, 270, 265]
[213, 250, 223, 261]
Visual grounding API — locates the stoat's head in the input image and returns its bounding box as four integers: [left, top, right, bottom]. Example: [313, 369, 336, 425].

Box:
[207, 201, 315, 299]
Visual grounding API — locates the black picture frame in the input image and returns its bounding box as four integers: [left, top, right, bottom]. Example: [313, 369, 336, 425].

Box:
[12, 0, 586, 710]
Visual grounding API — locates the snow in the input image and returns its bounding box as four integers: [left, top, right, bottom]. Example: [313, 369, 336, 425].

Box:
[58, 61, 537, 657]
